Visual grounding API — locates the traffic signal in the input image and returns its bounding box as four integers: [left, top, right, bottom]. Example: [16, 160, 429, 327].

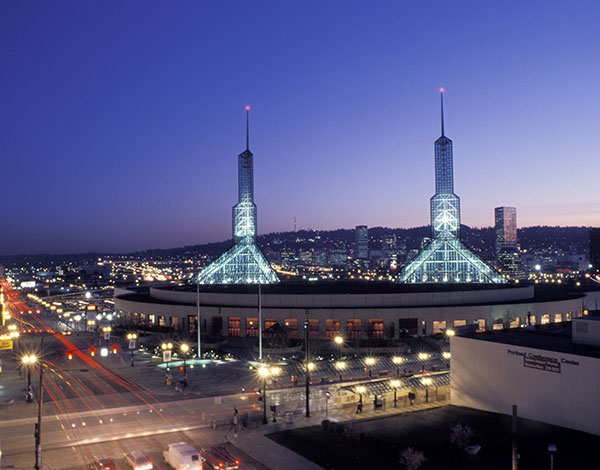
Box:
[179, 365, 184, 371]
[111, 345, 118, 354]
[89, 347, 96, 357]
[67, 351, 73, 360]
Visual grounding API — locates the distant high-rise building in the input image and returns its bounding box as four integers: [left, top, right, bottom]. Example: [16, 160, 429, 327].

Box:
[397, 90, 505, 284]
[197, 107, 279, 285]
[355, 225, 369, 260]
[590, 228, 600, 273]
[495, 207, 518, 251]
[495, 206, 521, 277]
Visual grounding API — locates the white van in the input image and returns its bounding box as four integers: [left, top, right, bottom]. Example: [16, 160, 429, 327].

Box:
[163, 442, 204, 470]
[125, 450, 153, 470]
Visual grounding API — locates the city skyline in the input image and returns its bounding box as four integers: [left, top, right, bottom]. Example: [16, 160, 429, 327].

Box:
[2, 1, 600, 254]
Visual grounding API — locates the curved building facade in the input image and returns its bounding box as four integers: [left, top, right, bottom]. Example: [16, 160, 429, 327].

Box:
[114, 282, 600, 340]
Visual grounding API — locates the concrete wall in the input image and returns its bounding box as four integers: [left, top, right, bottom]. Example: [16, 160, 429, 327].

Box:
[451, 335, 600, 435]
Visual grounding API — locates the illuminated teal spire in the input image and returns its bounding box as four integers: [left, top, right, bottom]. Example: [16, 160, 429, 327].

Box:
[397, 90, 505, 284]
[197, 107, 279, 285]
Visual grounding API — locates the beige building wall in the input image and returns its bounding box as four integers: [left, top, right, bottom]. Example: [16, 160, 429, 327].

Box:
[451, 335, 600, 435]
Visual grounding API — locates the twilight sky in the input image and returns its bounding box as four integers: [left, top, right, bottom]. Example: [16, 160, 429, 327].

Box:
[2, 1, 600, 254]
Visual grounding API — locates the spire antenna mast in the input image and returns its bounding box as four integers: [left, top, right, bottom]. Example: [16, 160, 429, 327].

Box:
[440, 88, 445, 136]
[245, 105, 250, 150]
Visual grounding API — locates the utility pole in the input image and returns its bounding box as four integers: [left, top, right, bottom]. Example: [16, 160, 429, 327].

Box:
[196, 278, 201, 359]
[258, 283, 262, 360]
[304, 308, 310, 418]
[34, 338, 45, 470]
[512, 404, 518, 470]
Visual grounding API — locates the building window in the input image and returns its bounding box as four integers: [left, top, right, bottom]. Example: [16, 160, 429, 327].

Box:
[325, 319, 341, 338]
[433, 320, 447, 334]
[529, 315, 536, 325]
[398, 318, 418, 336]
[554, 313, 563, 323]
[284, 319, 298, 337]
[347, 319, 362, 340]
[566, 312, 572, 321]
[265, 318, 278, 331]
[246, 317, 258, 337]
[541, 314, 551, 325]
[492, 318, 503, 330]
[368, 319, 384, 340]
[453, 319, 467, 328]
[228, 317, 240, 337]
[476, 319, 486, 332]
[509, 317, 520, 328]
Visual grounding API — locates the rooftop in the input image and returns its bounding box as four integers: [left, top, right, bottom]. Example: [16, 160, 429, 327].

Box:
[458, 319, 600, 360]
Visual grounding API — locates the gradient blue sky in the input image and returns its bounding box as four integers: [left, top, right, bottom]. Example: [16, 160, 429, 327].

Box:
[2, 1, 599, 254]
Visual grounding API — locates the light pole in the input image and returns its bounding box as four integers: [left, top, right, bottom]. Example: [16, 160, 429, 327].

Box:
[73, 314, 81, 335]
[304, 309, 311, 418]
[548, 444, 557, 470]
[196, 278, 202, 360]
[335, 360, 346, 382]
[181, 343, 189, 386]
[392, 356, 403, 377]
[365, 357, 376, 378]
[126, 333, 137, 367]
[258, 366, 269, 424]
[22, 354, 37, 402]
[102, 326, 111, 343]
[391, 379, 400, 407]
[161, 342, 173, 385]
[422, 377, 432, 403]
[356, 385, 366, 413]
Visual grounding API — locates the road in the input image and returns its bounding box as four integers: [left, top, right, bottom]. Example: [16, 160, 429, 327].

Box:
[1, 281, 268, 470]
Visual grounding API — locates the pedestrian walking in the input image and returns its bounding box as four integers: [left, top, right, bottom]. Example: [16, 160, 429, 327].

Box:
[408, 391, 415, 405]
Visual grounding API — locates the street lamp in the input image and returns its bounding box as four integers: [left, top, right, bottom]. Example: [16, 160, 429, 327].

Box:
[390, 379, 401, 407]
[392, 356, 403, 376]
[102, 326, 111, 343]
[73, 315, 81, 335]
[161, 342, 173, 385]
[356, 385, 366, 413]
[258, 365, 281, 424]
[421, 377, 433, 403]
[365, 357, 376, 378]
[22, 354, 37, 402]
[180, 343, 189, 386]
[548, 444, 557, 470]
[126, 333, 137, 367]
[335, 360, 346, 382]
[334, 335, 343, 360]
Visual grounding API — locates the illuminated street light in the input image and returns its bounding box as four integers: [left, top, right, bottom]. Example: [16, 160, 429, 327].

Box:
[335, 360, 346, 381]
[443, 351, 451, 360]
[21, 354, 37, 402]
[418, 352, 429, 361]
[180, 343, 190, 386]
[392, 356, 403, 376]
[161, 342, 173, 385]
[257, 366, 279, 424]
[356, 385, 366, 412]
[365, 357, 375, 378]
[390, 379, 401, 407]
[126, 333, 138, 367]
[421, 377, 433, 403]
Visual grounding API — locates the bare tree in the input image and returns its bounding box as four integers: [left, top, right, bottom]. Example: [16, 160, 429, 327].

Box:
[449, 423, 475, 449]
[399, 447, 426, 470]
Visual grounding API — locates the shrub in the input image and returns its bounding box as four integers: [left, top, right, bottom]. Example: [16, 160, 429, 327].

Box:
[449, 423, 475, 449]
[399, 447, 426, 470]
[342, 420, 361, 441]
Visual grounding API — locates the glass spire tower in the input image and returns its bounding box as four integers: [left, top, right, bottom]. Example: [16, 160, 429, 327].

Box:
[397, 90, 505, 284]
[197, 107, 279, 285]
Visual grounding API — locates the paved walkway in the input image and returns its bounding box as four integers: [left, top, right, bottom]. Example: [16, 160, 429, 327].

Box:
[225, 399, 449, 470]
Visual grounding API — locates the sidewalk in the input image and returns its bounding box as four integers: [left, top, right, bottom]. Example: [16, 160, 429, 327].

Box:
[225, 398, 449, 470]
